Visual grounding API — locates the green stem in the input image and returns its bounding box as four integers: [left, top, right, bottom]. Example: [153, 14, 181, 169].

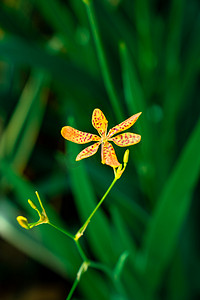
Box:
[84, 0, 123, 121]
[66, 276, 79, 300]
[35, 191, 46, 212]
[49, 222, 89, 262]
[87, 177, 117, 222]
[76, 177, 117, 239]
[75, 239, 89, 262]
[49, 222, 75, 240]
[66, 261, 90, 300]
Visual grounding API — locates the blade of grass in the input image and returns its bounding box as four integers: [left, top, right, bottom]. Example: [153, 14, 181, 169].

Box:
[32, 0, 76, 53]
[12, 71, 49, 172]
[80, 268, 110, 300]
[119, 42, 156, 202]
[96, 1, 137, 62]
[35, 0, 98, 74]
[69, 0, 99, 75]
[82, 0, 124, 121]
[111, 206, 136, 267]
[163, 0, 184, 114]
[119, 43, 146, 114]
[119, 42, 149, 155]
[0, 71, 45, 158]
[140, 117, 200, 293]
[167, 249, 189, 300]
[0, 70, 49, 172]
[180, 15, 200, 101]
[161, 4, 200, 176]
[111, 206, 149, 299]
[0, 34, 105, 101]
[133, 0, 155, 86]
[0, 3, 38, 39]
[160, 0, 184, 173]
[36, 169, 70, 197]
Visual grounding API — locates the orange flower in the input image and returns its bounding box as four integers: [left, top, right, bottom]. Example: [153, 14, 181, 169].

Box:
[61, 109, 141, 168]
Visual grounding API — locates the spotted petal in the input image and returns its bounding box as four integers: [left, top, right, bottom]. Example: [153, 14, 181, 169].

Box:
[107, 112, 142, 138]
[61, 126, 100, 144]
[76, 142, 100, 161]
[110, 133, 141, 147]
[101, 142, 120, 168]
[92, 108, 108, 137]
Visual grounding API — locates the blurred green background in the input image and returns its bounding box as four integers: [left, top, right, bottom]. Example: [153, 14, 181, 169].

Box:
[0, 0, 200, 299]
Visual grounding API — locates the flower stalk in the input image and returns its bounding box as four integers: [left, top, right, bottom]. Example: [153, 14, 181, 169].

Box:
[75, 150, 130, 240]
[16, 108, 138, 300]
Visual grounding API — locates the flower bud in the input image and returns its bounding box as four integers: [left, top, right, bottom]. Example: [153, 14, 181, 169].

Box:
[28, 199, 37, 210]
[16, 216, 30, 229]
[123, 149, 129, 165]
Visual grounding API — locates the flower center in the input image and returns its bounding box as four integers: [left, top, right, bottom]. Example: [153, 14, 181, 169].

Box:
[101, 136, 108, 143]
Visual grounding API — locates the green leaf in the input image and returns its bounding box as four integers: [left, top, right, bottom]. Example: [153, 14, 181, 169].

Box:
[83, 0, 124, 121]
[0, 35, 105, 101]
[111, 206, 136, 266]
[167, 250, 189, 300]
[119, 42, 156, 202]
[114, 250, 129, 279]
[33, 0, 76, 52]
[141, 117, 200, 293]
[0, 70, 49, 172]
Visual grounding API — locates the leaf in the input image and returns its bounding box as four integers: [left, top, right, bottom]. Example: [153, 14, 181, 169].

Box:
[141, 117, 200, 293]
[0, 35, 105, 101]
[111, 206, 136, 269]
[114, 250, 129, 279]
[0, 70, 49, 172]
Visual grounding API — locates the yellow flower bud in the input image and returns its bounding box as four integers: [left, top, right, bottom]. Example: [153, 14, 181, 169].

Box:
[28, 199, 37, 210]
[16, 216, 30, 229]
[123, 149, 129, 165]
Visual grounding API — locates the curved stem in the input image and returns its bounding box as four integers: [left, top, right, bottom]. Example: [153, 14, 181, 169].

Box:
[84, 177, 117, 223]
[75, 239, 89, 262]
[66, 261, 90, 300]
[75, 177, 117, 239]
[66, 276, 79, 300]
[49, 222, 75, 240]
[49, 222, 89, 262]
